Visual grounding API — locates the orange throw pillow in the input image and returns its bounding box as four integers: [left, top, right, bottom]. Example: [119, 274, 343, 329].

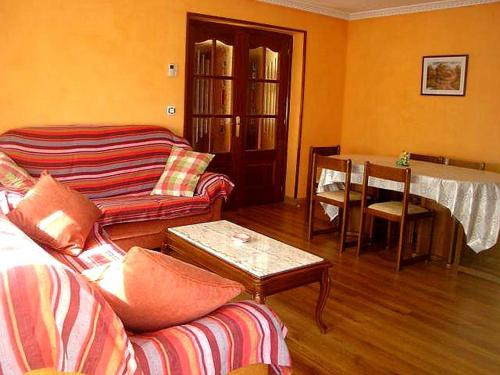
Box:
[7, 173, 102, 256]
[83, 247, 244, 332]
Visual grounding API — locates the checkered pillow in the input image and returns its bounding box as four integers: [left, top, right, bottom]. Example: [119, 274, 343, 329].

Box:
[0, 151, 36, 192]
[151, 147, 214, 197]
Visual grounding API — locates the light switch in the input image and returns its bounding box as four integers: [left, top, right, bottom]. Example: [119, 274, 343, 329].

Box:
[167, 64, 178, 77]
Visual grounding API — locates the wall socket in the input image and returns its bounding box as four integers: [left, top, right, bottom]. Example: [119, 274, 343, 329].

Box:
[166, 106, 176, 116]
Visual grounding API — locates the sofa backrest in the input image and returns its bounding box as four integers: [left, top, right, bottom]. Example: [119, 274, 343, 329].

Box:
[0, 125, 191, 198]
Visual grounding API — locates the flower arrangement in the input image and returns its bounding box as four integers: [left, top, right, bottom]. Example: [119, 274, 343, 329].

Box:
[396, 151, 410, 167]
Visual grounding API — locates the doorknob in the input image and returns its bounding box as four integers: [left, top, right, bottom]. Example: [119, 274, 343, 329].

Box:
[235, 116, 241, 138]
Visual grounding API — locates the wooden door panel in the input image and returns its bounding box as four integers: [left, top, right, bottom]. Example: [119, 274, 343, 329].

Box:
[186, 20, 291, 208]
[242, 161, 276, 205]
[186, 21, 236, 185]
[240, 30, 291, 206]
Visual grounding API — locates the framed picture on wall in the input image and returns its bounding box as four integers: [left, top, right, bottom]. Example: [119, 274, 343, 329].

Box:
[421, 55, 469, 96]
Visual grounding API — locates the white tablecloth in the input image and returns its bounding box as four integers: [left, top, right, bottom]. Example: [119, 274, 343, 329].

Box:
[318, 154, 500, 253]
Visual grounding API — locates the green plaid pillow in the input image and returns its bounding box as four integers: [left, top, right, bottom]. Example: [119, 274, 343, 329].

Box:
[151, 147, 214, 197]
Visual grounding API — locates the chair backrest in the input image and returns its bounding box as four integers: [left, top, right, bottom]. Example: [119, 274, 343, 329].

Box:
[310, 155, 352, 204]
[444, 158, 486, 170]
[314, 155, 349, 173]
[310, 145, 341, 158]
[306, 145, 340, 199]
[365, 162, 410, 183]
[361, 162, 412, 214]
[409, 153, 444, 164]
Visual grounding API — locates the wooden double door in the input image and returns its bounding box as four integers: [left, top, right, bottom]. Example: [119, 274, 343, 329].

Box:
[185, 20, 292, 207]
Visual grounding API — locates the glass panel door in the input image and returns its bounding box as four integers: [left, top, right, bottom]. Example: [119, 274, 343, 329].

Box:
[239, 29, 291, 205]
[186, 20, 292, 207]
[246, 46, 279, 151]
[190, 31, 234, 154]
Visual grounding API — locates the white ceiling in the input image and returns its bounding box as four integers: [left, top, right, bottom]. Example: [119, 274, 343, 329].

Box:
[258, 0, 499, 19]
[287, 0, 441, 13]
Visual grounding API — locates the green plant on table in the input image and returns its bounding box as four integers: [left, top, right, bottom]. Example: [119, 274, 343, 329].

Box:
[396, 151, 410, 167]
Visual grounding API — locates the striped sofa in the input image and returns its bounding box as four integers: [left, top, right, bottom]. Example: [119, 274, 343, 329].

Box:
[0, 125, 234, 250]
[0, 213, 292, 374]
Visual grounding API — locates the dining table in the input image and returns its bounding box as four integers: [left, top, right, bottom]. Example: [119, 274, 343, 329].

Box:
[317, 154, 500, 254]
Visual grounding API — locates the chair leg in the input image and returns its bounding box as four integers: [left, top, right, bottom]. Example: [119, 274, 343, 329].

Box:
[395, 221, 406, 272]
[386, 221, 392, 250]
[447, 219, 458, 268]
[339, 208, 347, 252]
[412, 220, 419, 255]
[307, 200, 315, 241]
[409, 221, 416, 252]
[428, 216, 435, 261]
[356, 212, 366, 257]
[368, 216, 374, 243]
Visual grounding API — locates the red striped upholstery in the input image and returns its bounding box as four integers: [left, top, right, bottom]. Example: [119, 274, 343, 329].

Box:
[0, 125, 191, 199]
[195, 172, 234, 203]
[0, 214, 138, 374]
[0, 125, 234, 229]
[45, 223, 127, 273]
[130, 301, 292, 375]
[0, 213, 292, 374]
[94, 194, 211, 227]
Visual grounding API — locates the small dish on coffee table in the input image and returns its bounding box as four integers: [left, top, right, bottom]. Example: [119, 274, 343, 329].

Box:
[232, 233, 251, 244]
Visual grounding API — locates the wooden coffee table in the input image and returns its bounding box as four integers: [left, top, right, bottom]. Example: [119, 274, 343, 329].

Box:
[165, 220, 332, 333]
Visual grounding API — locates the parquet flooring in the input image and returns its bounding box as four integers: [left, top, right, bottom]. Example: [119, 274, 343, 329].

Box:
[224, 203, 500, 375]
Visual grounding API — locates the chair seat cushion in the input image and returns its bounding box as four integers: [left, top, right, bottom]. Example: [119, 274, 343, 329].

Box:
[368, 201, 428, 216]
[317, 190, 362, 202]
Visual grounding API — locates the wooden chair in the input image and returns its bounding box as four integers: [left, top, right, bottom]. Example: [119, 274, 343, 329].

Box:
[308, 155, 361, 252]
[445, 158, 486, 267]
[408, 153, 444, 206]
[444, 158, 486, 170]
[409, 153, 445, 164]
[356, 162, 435, 271]
[305, 145, 341, 221]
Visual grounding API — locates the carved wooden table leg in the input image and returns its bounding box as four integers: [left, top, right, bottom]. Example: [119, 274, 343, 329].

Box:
[253, 291, 266, 304]
[315, 269, 331, 333]
[161, 242, 171, 254]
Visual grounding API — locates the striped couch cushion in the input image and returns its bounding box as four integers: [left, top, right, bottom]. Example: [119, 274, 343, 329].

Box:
[94, 194, 211, 227]
[0, 125, 191, 199]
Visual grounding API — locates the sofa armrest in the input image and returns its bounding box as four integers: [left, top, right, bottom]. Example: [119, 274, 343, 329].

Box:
[195, 172, 234, 203]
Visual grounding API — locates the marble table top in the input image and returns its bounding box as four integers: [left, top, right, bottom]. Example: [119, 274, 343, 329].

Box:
[168, 220, 324, 278]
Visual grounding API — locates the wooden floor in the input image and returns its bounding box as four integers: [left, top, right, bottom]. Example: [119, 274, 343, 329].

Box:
[224, 203, 500, 375]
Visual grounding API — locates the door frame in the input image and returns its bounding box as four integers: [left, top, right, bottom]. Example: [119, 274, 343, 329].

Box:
[184, 13, 307, 202]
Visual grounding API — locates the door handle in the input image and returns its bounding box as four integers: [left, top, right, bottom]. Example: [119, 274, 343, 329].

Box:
[235, 116, 241, 138]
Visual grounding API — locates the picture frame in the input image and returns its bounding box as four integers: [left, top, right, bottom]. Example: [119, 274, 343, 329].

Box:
[421, 55, 468, 96]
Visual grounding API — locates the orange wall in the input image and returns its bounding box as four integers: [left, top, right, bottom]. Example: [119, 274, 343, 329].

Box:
[341, 3, 500, 171]
[0, 0, 348, 198]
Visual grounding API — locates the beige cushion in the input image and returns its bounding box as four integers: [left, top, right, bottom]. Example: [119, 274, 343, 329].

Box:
[368, 201, 428, 216]
[317, 190, 362, 202]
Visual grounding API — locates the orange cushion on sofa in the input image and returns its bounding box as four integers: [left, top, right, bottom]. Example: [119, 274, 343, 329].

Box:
[83, 246, 244, 332]
[7, 173, 102, 256]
